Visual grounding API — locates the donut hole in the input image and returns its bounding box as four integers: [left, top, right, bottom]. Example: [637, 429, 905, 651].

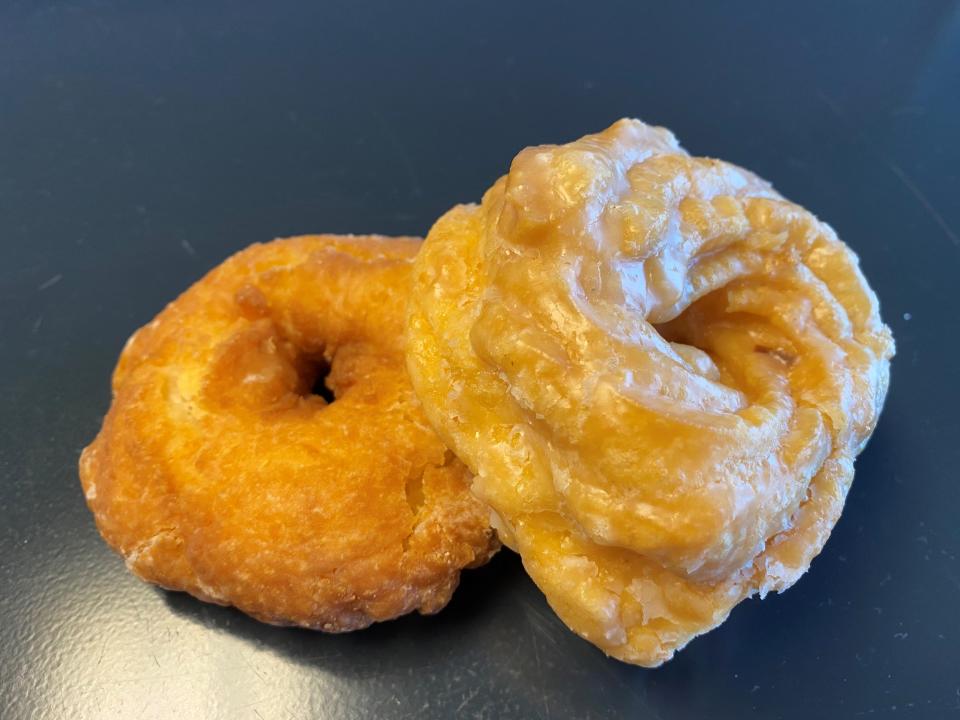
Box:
[653, 320, 721, 381]
[308, 358, 337, 403]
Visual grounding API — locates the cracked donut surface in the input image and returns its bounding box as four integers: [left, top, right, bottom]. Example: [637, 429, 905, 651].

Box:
[406, 119, 894, 665]
[80, 235, 498, 631]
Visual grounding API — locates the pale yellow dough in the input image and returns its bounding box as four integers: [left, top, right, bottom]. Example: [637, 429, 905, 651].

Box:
[405, 119, 894, 665]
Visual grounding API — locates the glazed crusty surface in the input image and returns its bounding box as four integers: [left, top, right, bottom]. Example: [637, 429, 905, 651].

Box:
[80, 235, 498, 631]
[406, 119, 894, 665]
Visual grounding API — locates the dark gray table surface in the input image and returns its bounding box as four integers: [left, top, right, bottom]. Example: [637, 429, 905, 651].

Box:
[2, 1, 958, 718]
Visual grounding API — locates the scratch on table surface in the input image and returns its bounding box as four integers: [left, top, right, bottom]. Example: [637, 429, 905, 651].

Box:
[532, 630, 551, 718]
[240, 648, 269, 684]
[181, 239, 196, 256]
[882, 158, 960, 248]
[890, 104, 926, 117]
[455, 687, 480, 714]
[103, 658, 255, 686]
[32, 315, 43, 334]
[96, 637, 107, 666]
[374, 111, 424, 198]
[817, 89, 959, 249]
[521, 600, 561, 649]
[817, 88, 849, 120]
[37, 273, 62, 290]
[230, 697, 277, 712]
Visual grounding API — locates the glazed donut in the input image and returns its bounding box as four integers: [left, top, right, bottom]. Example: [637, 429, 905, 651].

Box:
[406, 120, 894, 665]
[80, 235, 498, 631]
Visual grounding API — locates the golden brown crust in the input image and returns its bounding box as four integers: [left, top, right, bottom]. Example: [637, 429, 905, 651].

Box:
[80, 235, 498, 631]
[406, 120, 894, 665]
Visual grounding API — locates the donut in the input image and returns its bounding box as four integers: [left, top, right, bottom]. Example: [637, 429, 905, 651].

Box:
[79, 235, 498, 631]
[406, 120, 894, 665]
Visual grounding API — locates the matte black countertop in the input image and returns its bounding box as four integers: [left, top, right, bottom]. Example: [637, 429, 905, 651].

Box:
[2, 2, 958, 718]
